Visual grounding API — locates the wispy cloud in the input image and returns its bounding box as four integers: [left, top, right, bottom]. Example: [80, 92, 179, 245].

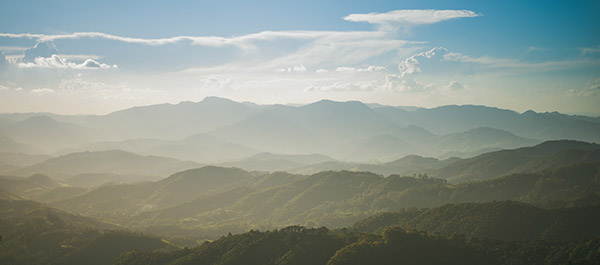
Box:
[579, 46, 600, 55]
[344, 9, 480, 26]
[0, 30, 385, 51]
[444, 52, 600, 72]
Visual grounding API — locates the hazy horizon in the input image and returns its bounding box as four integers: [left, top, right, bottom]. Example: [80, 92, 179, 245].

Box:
[1, 1, 599, 115]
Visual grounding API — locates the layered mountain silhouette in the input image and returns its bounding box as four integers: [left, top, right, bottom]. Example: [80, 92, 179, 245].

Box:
[1, 97, 597, 164]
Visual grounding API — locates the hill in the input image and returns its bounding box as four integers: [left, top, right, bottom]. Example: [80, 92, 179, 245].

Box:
[0, 194, 173, 265]
[9, 150, 202, 180]
[114, 226, 600, 265]
[353, 201, 600, 242]
[0, 115, 93, 153]
[432, 140, 600, 182]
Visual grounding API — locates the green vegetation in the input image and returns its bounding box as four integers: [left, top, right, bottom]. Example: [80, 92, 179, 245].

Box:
[114, 226, 600, 265]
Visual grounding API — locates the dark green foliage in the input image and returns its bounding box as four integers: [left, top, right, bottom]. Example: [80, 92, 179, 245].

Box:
[0, 195, 171, 265]
[114, 226, 600, 265]
[353, 201, 600, 242]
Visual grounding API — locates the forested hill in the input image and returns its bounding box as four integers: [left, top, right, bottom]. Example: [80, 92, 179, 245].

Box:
[353, 201, 600, 242]
[114, 226, 600, 265]
[0, 193, 175, 265]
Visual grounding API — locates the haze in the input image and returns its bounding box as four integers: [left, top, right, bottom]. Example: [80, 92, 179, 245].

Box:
[1, 1, 600, 265]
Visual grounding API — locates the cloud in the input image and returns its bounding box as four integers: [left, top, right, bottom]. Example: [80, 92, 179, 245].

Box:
[335, 65, 387, 73]
[275, 64, 307, 73]
[579, 46, 600, 55]
[381, 74, 432, 92]
[443, 51, 600, 72]
[0, 51, 8, 68]
[202, 75, 237, 91]
[30, 88, 55, 95]
[442, 81, 467, 91]
[22, 42, 58, 62]
[566, 78, 600, 96]
[0, 30, 385, 51]
[398, 47, 447, 77]
[315, 69, 329, 73]
[18, 54, 116, 69]
[305, 81, 377, 92]
[344, 9, 480, 26]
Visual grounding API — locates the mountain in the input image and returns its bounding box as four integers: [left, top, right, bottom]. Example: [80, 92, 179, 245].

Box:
[217, 152, 335, 172]
[0, 135, 43, 154]
[208, 112, 328, 154]
[0, 194, 173, 265]
[375, 105, 600, 142]
[54, 166, 254, 217]
[0, 116, 92, 153]
[58, 134, 258, 163]
[435, 127, 541, 158]
[432, 140, 600, 182]
[9, 150, 202, 180]
[337, 134, 425, 162]
[278, 100, 402, 142]
[353, 201, 600, 242]
[103, 96, 260, 139]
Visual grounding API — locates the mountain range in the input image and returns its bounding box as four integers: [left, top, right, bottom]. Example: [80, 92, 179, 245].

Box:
[1, 97, 598, 165]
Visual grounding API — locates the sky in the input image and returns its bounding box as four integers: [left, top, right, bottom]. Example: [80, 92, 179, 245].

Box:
[0, 0, 599, 115]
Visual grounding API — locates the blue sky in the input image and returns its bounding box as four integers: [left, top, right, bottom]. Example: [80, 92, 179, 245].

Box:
[0, 0, 599, 115]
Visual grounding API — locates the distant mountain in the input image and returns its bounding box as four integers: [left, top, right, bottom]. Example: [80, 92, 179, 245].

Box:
[276, 100, 401, 142]
[0, 116, 92, 153]
[58, 134, 258, 163]
[435, 127, 541, 158]
[9, 150, 202, 180]
[0, 135, 43, 154]
[103, 96, 260, 139]
[337, 134, 424, 162]
[375, 105, 600, 142]
[217, 152, 335, 172]
[208, 112, 328, 154]
[2, 97, 598, 162]
[432, 140, 600, 182]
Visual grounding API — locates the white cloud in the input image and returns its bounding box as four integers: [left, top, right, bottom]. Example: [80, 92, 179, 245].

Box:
[381, 74, 432, 92]
[315, 69, 329, 73]
[335, 65, 387, 73]
[398, 47, 447, 77]
[305, 80, 377, 92]
[18, 54, 116, 69]
[30, 88, 55, 95]
[275, 64, 307, 73]
[202, 75, 238, 91]
[0, 30, 386, 51]
[442, 81, 467, 91]
[344, 9, 480, 26]
[22, 42, 58, 62]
